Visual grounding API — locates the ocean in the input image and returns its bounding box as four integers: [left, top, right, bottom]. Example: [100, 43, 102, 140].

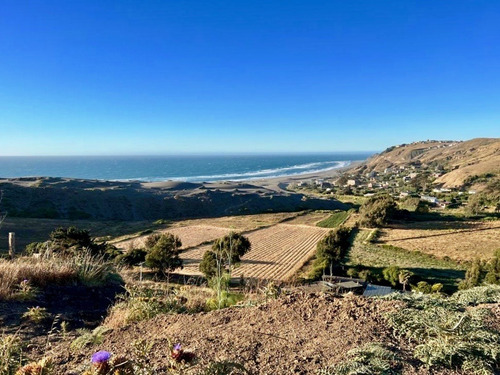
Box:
[0, 153, 373, 182]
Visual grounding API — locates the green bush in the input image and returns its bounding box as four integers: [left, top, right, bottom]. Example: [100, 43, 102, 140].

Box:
[115, 248, 147, 267]
[382, 266, 400, 287]
[145, 233, 183, 277]
[320, 343, 399, 375]
[359, 195, 397, 228]
[385, 289, 500, 373]
[0, 334, 23, 375]
[312, 227, 351, 277]
[70, 326, 110, 351]
[450, 285, 500, 306]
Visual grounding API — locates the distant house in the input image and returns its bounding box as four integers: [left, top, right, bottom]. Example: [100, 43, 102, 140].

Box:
[347, 179, 358, 186]
[399, 192, 409, 198]
[408, 172, 418, 179]
[421, 195, 439, 204]
[384, 167, 393, 174]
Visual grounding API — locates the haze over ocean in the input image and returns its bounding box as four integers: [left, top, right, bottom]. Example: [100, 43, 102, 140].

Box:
[0, 153, 372, 182]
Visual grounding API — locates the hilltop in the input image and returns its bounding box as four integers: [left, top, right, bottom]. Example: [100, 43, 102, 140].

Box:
[354, 138, 500, 189]
[0, 177, 346, 221]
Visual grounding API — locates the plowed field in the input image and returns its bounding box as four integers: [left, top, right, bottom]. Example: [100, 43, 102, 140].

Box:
[179, 224, 329, 281]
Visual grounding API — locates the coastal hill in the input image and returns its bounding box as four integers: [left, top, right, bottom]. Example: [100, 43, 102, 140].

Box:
[353, 137, 500, 189]
[0, 177, 346, 221]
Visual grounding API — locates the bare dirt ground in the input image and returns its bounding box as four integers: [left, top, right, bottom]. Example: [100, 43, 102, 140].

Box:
[178, 224, 329, 281]
[378, 221, 500, 261]
[51, 292, 438, 375]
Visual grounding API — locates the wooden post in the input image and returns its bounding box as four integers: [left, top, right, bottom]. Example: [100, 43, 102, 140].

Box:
[8, 232, 15, 259]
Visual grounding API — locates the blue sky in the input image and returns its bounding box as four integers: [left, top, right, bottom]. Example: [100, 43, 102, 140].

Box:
[0, 1, 499, 155]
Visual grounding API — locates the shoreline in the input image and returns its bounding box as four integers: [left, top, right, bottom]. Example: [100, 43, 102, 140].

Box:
[0, 160, 361, 187]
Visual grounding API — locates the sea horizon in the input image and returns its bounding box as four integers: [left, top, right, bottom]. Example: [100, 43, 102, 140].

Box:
[0, 152, 374, 182]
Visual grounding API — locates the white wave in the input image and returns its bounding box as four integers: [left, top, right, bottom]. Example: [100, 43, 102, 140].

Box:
[123, 160, 351, 183]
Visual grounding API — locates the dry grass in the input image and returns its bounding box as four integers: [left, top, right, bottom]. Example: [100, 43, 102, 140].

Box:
[0, 257, 76, 300]
[378, 221, 500, 262]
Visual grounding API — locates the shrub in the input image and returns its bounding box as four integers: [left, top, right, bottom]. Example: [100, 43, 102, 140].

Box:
[385, 289, 500, 373]
[145, 233, 183, 278]
[382, 266, 400, 287]
[359, 195, 397, 228]
[320, 343, 399, 375]
[313, 227, 351, 277]
[105, 285, 186, 327]
[22, 307, 49, 324]
[450, 285, 500, 306]
[413, 281, 432, 294]
[70, 251, 118, 286]
[484, 249, 500, 285]
[49, 226, 116, 258]
[200, 361, 249, 374]
[115, 248, 147, 268]
[431, 283, 443, 294]
[70, 326, 110, 351]
[459, 259, 485, 290]
[0, 334, 23, 375]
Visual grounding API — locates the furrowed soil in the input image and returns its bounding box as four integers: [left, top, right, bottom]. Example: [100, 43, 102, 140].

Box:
[177, 224, 329, 281]
[51, 291, 440, 374]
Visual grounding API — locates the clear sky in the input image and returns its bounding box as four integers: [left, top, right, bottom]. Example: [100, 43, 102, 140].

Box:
[0, 1, 499, 155]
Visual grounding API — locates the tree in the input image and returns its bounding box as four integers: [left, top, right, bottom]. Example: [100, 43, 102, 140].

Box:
[145, 233, 183, 277]
[484, 249, 500, 285]
[458, 259, 485, 290]
[382, 266, 401, 287]
[199, 232, 251, 309]
[48, 226, 118, 258]
[398, 269, 413, 291]
[199, 232, 251, 278]
[466, 194, 484, 216]
[359, 195, 397, 228]
[314, 226, 351, 276]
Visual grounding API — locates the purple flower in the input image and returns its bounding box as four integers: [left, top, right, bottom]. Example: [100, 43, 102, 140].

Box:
[92, 351, 111, 363]
[173, 343, 181, 351]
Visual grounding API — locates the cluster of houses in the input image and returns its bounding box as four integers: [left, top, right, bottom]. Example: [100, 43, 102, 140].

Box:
[293, 159, 477, 210]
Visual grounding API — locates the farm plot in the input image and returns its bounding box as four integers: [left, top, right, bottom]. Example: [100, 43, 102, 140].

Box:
[178, 224, 329, 281]
[378, 221, 500, 261]
[116, 225, 231, 250]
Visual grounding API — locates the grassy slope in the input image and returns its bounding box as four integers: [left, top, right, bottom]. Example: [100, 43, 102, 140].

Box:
[316, 211, 350, 228]
[346, 229, 465, 292]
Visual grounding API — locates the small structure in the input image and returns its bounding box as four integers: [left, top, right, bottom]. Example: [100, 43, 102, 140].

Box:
[363, 284, 394, 297]
[421, 195, 438, 204]
[347, 179, 358, 187]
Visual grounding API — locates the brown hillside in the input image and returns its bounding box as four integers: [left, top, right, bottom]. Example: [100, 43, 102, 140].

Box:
[357, 138, 500, 188]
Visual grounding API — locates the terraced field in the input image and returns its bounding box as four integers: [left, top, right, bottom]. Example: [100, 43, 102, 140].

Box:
[116, 225, 231, 250]
[178, 224, 329, 281]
